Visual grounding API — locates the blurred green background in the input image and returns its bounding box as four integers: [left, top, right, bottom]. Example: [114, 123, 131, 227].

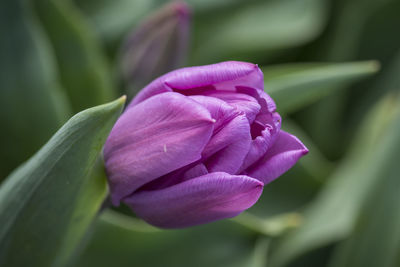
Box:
[1, 0, 400, 266]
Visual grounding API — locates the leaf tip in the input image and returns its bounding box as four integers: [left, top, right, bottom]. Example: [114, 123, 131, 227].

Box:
[110, 95, 127, 112]
[119, 95, 127, 104]
[368, 60, 381, 73]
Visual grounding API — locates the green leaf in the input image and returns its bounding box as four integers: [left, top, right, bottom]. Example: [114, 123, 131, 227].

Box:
[328, 108, 400, 267]
[325, 54, 400, 267]
[75, 209, 257, 267]
[269, 94, 400, 267]
[263, 60, 380, 114]
[352, 49, 400, 122]
[250, 237, 271, 267]
[0, 0, 71, 178]
[232, 212, 302, 237]
[0, 96, 125, 267]
[33, 0, 115, 113]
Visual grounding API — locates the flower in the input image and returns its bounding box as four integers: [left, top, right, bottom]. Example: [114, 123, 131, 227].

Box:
[104, 61, 308, 228]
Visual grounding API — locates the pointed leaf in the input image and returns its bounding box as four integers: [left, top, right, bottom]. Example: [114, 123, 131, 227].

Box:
[328, 113, 400, 267]
[263, 60, 380, 114]
[0, 97, 125, 267]
[75, 210, 257, 267]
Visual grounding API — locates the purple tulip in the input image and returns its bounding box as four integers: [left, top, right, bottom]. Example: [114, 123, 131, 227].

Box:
[104, 61, 308, 228]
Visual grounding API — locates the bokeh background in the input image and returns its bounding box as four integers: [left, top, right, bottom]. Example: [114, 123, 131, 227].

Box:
[1, 0, 400, 266]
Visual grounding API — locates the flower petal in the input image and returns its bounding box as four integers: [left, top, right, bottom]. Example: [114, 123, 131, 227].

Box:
[240, 128, 276, 173]
[239, 109, 281, 173]
[243, 130, 308, 184]
[182, 163, 208, 181]
[125, 172, 264, 228]
[189, 95, 238, 131]
[130, 61, 263, 106]
[190, 95, 252, 174]
[236, 86, 277, 113]
[141, 162, 209, 191]
[203, 116, 251, 174]
[104, 92, 215, 205]
[201, 90, 261, 123]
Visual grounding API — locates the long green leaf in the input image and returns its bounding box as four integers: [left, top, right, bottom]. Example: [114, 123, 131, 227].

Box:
[0, 96, 125, 267]
[326, 57, 400, 267]
[75, 209, 256, 267]
[0, 0, 71, 178]
[263, 60, 380, 114]
[328, 108, 400, 267]
[269, 94, 400, 267]
[33, 0, 115, 113]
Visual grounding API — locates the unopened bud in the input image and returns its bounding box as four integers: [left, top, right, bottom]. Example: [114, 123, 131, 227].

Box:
[120, 1, 190, 98]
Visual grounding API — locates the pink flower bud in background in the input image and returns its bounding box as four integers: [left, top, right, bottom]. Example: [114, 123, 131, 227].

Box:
[104, 61, 308, 228]
[120, 1, 190, 98]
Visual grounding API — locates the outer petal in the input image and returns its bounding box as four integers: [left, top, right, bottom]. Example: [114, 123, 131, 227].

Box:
[130, 61, 263, 106]
[190, 95, 252, 174]
[125, 172, 264, 228]
[243, 130, 308, 184]
[104, 92, 215, 205]
[201, 90, 261, 124]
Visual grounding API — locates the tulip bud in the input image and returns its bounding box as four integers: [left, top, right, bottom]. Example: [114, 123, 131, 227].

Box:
[120, 1, 190, 98]
[104, 61, 308, 228]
